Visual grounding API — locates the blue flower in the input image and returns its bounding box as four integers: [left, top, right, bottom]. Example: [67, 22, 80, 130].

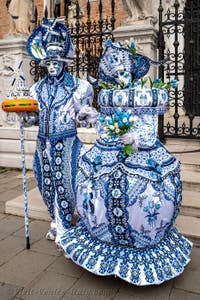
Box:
[130, 41, 135, 49]
[114, 115, 120, 122]
[118, 120, 123, 128]
[155, 203, 161, 209]
[125, 121, 130, 127]
[108, 119, 114, 125]
[153, 78, 161, 84]
[116, 108, 122, 116]
[123, 111, 131, 118]
[170, 79, 178, 89]
[98, 116, 105, 123]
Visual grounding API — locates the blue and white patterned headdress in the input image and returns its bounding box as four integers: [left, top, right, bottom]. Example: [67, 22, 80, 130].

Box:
[26, 18, 74, 64]
[98, 40, 162, 85]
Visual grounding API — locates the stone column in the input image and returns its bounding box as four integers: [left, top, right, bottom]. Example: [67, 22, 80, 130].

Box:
[0, 36, 34, 125]
[0, 36, 36, 169]
[114, 0, 159, 79]
[113, 19, 158, 79]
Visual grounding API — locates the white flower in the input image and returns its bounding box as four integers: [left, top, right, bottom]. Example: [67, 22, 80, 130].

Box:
[129, 116, 135, 122]
[133, 116, 138, 122]
[127, 109, 132, 114]
[109, 125, 115, 130]
[116, 128, 120, 134]
[114, 123, 119, 128]
[122, 117, 128, 123]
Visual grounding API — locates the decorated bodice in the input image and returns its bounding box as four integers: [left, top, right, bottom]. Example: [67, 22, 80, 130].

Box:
[97, 87, 168, 148]
[30, 72, 93, 140]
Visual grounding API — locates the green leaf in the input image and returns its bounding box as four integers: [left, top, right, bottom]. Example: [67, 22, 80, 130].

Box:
[148, 77, 154, 89]
[127, 45, 137, 55]
[99, 82, 110, 89]
[141, 77, 148, 88]
[124, 144, 134, 156]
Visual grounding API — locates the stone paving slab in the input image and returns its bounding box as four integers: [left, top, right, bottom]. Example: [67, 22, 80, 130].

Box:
[0, 235, 26, 264]
[0, 282, 22, 300]
[62, 271, 122, 300]
[115, 280, 173, 300]
[47, 255, 84, 279]
[169, 289, 200, 300]
[16, 271, 77, 300]
[174, 247, 200, 294]
[30, 238, 62, 257]
[0, 215, 25, 241]
[0, 250, 57, 287]
[13, 219, 50, 243]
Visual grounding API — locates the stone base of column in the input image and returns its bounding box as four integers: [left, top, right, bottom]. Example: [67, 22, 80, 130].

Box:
[113, 20, 158, 79]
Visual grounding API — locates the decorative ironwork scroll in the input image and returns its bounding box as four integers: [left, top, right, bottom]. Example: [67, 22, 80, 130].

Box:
[30, 0, 115, 108]
[158, 0, 200, 139]
[184, 0, 200, 117]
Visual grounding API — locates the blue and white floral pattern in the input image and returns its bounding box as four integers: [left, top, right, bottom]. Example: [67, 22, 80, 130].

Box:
[58, 85, 192, 285]
[32, 71, 94, 231]
[60, 224, 192, 286]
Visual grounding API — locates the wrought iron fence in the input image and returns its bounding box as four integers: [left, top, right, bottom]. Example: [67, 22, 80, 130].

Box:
[30, 0, 115, 84]
[158, 0, 200, 139]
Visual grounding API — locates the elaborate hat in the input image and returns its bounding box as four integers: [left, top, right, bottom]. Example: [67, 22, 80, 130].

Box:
[26, 18, 74, 64]
[98, 40, 162, 85]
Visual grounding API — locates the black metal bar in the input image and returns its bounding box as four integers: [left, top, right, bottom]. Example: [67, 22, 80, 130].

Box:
[44, 6, 48, 18]
[98, 0, 103, 58]
[158, 0, 165, 141]
[111, 0, 115, 31]
[35, 7, 38, 27]
[65, 1, 69, 25]
[173, 0, 180, 137]
[75, 0, 80, 77]
[86, 0, 91, 76]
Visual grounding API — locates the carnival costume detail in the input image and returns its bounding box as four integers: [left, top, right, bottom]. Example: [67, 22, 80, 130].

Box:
[58, 40, 192, 285]
[26, 19, 97, 241]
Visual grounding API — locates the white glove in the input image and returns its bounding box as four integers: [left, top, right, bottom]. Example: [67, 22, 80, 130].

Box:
[77, 105, 99, 125]
[120, 132, 139, 150]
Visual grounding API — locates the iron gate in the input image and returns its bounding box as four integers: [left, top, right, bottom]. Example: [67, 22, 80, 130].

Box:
[30, 0, 115, 82]
[158, 0, 200, 139]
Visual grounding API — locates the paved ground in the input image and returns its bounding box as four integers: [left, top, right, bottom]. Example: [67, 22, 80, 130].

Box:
[0, 168, 199, 300]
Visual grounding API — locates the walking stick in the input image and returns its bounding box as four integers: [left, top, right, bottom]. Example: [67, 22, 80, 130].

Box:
[19, 113, 30, 249]
[1, 62, 38, 249]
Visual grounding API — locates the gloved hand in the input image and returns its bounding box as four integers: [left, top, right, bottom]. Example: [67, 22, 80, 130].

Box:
[77, 105, 99, 125]
[120, 132, 139, 150]
[18, 112, 39, 127]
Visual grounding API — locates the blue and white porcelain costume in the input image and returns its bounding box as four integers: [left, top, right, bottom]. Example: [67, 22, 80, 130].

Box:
[58, 41, 192, 285]
[26, 19, 95, 239]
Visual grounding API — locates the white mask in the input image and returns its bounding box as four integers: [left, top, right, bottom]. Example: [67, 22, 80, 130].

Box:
[45, 60, 64, 77]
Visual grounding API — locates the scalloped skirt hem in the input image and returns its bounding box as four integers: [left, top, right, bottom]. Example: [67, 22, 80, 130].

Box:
[59, 225, 192, 286]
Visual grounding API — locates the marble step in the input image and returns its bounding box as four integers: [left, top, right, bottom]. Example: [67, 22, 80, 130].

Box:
[180, 190, 200, 218]
[5, 187, 50, 221]
[181, 169, 200, 192]
[175, 215, 200, 247]
[5, 188, 200, 246]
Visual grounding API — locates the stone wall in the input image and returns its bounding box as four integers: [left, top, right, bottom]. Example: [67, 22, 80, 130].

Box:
[0, 127, 97, 169]
[0, 0, 11, 39]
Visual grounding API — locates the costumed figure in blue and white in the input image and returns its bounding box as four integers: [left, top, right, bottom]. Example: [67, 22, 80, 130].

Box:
[26, 18, 97, 241]
[58, 40, 192, 285]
